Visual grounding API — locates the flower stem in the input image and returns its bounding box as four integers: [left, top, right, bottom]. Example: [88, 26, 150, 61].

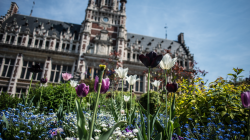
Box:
[248, 109, 250, 140]
[26, 73, 33, 105]
[165, 70, 168, 136]
[88, 69, 104, 140]
[147, 67, 151, 139]
[62, 81, 65, 108]
[39, 85, 43, 108]
[69, 88, 73, 112]
[130, 85, 132, 113]
[121, 78, 124, 111]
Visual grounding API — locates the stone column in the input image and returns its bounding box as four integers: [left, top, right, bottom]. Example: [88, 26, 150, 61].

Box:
[41, 57, 52, 86]
[7, 53, 23, 96]
[22, 35, 29, 47]
[30, 36, 36, 48]
[41, 37, 46, 49]
[2, 32, 7, 43]
[91, 67, 94, 79]
[143, 74, 146, 93]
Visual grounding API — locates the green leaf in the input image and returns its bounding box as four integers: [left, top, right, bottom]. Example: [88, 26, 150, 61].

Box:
[75, 99, 88, 140]
[27, 95, 35, 107]
[130, 107, 136, 125]
[233, 68, 237, 73]
[138, 106, 148, 140]
[111, 99, 118, 122]
[136, 123, 144, 140]
[99, 121, 127, 140]
[2, 113, 9, 129]
[150, 104, 161, 136]
[154, 132, 162, 140]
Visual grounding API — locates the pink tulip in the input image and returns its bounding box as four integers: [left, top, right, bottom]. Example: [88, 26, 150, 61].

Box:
[62, 73, 73, 81]
[94, 76, 110, 94]
[241, 91, 250, 109]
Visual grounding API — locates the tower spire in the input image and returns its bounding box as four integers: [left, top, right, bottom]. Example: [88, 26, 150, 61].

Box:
[30, 1, 35, 16]
[164, 24, 168, 39]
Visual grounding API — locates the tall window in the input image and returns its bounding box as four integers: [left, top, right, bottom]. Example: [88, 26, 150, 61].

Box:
[0, 57, 2, 71]
[28, 38, 32, 45]
[6, 35, 10, 42]
[72, 45, 76, 52]
[17, 37, 22, 44]
[10, 36, 15, 44]
[16, 88, 27, 98]
[35, 39, 39, 46]
[62, 43, 66, 50]
[1, 58, 15, 77]
[20, 61, 44, 80]
[127, 53, 130, 60]
[0, 34, 3, 42]
[50, 64, 72, 83]
[66, 44, 70, 51]
[0, 86, 8, 94]
[56, 42, 59, 50]
[46, 41, 50, 48]
[135, 75, 143, 92]
[39, 40, 43, 48]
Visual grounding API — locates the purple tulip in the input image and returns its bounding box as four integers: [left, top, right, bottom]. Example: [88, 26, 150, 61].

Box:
[94, 76, 110, 94]
[166, 82, 178, 93]
[75, 83, 89, 97]
[62, 73, 73, 81]
[241, 91, 250, 109]
[28, 64, 42, 73]
[139, 51, 163, 68]
[40, 78, 47, 84]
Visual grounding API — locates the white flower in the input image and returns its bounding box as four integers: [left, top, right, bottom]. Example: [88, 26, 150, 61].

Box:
[152, 80, 161, 88]
[94, 136, 99, 140]
[125, 75, 140, 85]
[102, 127, 108, 131]
[133, 129, 139, 133]
[124, 95, 130, 102]
[100, 123, 108, 127]
[133, 138, 138, 140]
[120, 110, 125, 114]
[70, 80, 78, 87]
[114, 67, 128, 78]
[159, 53, 177, 70]
[87, 103, 90, 106]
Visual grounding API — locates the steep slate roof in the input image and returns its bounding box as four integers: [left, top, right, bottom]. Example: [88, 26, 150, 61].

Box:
[1, 14, 81, 40]
[1, 14, 190, 56]
[126, 33, 190, 55]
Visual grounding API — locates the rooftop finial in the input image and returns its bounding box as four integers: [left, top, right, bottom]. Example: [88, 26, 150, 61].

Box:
[30, 1, 35, 16]
[164, 23, 168, 39]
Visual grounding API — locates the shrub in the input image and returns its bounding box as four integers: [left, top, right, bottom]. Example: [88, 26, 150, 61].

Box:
[175, 77, 250, 136]
[0, 92, 21, 110]
[31, 82, 78, 112]
[139, 91, 161, 114]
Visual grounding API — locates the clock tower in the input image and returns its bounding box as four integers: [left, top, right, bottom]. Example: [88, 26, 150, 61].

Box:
[78, 0, 127, 70]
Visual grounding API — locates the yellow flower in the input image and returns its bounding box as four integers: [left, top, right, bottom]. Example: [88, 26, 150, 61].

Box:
[99, 64, 106, 70]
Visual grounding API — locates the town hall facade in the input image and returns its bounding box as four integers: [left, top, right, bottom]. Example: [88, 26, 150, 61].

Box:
[0, 1, 194, 97]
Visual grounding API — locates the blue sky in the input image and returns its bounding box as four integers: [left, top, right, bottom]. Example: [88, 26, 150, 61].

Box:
[1, 0, 250, 84]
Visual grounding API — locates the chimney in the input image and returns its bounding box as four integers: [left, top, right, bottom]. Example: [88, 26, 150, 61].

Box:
[178, 33, 184, 44]
[7, 2, 19, 16]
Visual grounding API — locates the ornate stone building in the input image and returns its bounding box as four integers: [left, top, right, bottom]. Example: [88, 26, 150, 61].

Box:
[0, 1, 194, 97]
